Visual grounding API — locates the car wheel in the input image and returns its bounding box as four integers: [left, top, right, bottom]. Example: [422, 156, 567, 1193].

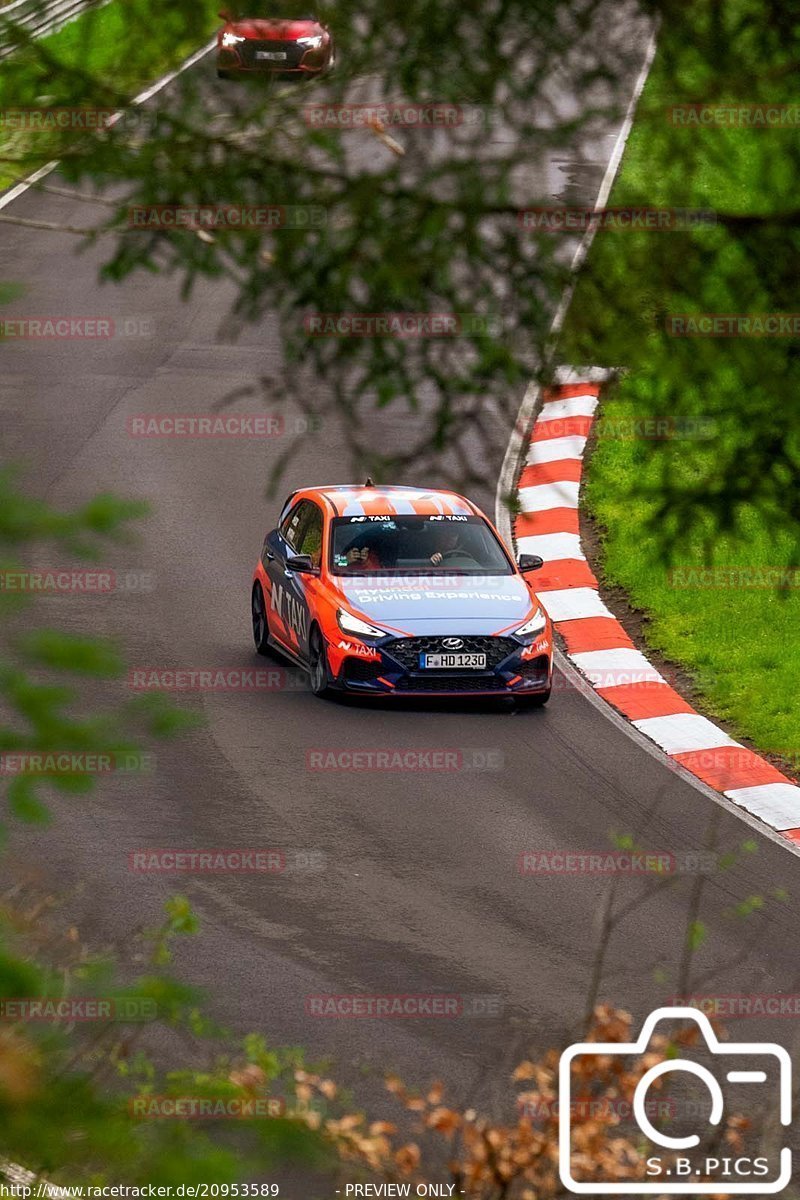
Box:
[217, 69, 234, 80]
[252, 583, 270, 656]
[517, 687, 551, 709]
[309, 627, 333, 698]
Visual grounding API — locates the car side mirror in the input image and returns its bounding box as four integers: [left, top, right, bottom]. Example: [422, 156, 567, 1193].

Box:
[518, 553, 544, 573]
[286, 554, 318, 575]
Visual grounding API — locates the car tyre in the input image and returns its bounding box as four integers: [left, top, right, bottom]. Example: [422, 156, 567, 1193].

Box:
[217, 68, 234, 80]
[516, 687, 551, 709]
[309, 626, 333, 698]
[252, 582, 271, 656]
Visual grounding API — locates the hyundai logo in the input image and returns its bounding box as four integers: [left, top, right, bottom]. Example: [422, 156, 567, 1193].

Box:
[442, 637, 464, 650]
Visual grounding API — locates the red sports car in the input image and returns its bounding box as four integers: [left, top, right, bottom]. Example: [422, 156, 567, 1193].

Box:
[216, 10, 334, 79]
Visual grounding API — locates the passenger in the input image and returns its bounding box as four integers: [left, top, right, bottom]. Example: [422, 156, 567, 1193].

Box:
[344, 533, 385, 571]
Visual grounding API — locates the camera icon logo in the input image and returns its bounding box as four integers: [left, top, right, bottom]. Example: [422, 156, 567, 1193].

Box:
[559, 1006, 791, 1194]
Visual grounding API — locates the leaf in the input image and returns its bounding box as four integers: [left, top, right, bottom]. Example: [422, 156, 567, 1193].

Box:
[19, 631, 124, 678]
[6, 774, 51, 824]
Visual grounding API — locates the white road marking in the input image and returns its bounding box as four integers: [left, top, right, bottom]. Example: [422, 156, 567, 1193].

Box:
[518, 479, 580, 511]
[633, 713, 741, 757]
[537, 587, 613, 622]
[724, 783, 800, 831]
[537, 394, 599, 422]
[525, 434, 587, 463]
[570, 647, 665, 688]
[516, 531, 584, 560]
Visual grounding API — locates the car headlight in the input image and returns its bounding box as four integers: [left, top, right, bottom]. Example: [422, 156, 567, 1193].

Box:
[337, 608, 388, 640]
[514, 607, 547, 640]
[221, 31, 246, 46]
[296, 34, 323, 48]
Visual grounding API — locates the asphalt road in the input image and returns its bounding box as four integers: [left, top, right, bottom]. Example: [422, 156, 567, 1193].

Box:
[3, 14, 800, 1137]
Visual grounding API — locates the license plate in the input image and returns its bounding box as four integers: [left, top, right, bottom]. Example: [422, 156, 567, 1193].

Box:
[256, 50, 287, 60]
[422, 653, 487, 670]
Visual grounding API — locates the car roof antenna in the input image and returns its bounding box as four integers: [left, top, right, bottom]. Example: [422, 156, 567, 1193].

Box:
[364, 476, 375, 486]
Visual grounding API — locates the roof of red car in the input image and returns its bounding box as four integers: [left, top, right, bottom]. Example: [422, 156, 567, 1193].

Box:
[305, 484, 480, 518]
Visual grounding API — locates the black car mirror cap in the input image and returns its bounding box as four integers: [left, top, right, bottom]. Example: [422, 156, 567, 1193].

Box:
[286, 554, 319, 575]
[518, 553, 544, 572]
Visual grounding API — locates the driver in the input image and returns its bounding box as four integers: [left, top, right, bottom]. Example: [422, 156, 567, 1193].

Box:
[429, 525, 466, 565]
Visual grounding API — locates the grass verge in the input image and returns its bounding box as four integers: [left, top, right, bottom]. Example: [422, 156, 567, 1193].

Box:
[0, 0, 220, 189]
[561, 0, 800, 759]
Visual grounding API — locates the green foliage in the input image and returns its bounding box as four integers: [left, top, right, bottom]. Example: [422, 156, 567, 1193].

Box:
[0, 479, 330, 1185]
[686, 919, 707, 952]
[1, 0, 798, 1186]
[561, 0, 800, 754]
[0, 0, 647, 491]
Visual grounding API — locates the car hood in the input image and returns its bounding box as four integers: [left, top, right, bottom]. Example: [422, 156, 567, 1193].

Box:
[336, 573, 535, 636]
[224, 18, 322, 39]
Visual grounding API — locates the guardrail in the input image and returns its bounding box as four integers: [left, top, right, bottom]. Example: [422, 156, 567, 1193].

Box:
[0, 0, 106, 60]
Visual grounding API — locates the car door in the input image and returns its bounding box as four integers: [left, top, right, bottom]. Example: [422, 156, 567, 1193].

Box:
[292, 501, 325, 661]
[263, 499, 313, 658]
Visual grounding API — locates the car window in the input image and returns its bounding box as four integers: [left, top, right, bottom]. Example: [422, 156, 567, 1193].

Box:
[296, 502, 324, 568]
[329, 515, 513, 575]
[279, 501, 310, 551]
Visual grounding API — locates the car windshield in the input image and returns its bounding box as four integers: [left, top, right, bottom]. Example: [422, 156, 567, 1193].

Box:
[330, 514, 513, 576]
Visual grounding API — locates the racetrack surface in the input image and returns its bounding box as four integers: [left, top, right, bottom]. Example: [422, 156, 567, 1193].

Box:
[3, 19, 800, 1124]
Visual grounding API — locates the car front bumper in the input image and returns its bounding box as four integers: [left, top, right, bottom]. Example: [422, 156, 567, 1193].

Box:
[328, 633, 552, 698]
[217, 42, 329, 74]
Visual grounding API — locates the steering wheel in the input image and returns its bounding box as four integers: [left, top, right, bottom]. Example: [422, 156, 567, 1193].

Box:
[440, 548, 481, 565]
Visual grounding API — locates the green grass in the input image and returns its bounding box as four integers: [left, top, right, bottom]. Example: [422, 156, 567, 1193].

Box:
[584, 405, 799, 754]
[0, 0, 220, 189]
[562, 0, 800, 758]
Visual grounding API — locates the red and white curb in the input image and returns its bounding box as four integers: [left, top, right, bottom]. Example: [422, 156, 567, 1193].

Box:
[514, 377, 800, 846]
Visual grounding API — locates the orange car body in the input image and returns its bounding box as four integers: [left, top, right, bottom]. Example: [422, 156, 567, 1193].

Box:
[251, 484, 553, 700]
